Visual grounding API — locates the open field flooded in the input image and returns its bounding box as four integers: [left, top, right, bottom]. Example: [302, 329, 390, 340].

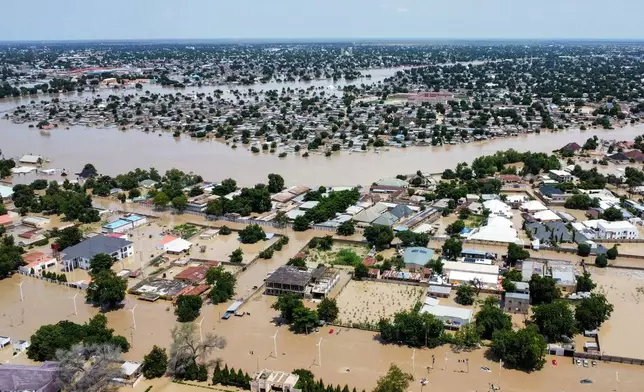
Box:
[592, 267, 644, 359]
[335, 280, 425, 325]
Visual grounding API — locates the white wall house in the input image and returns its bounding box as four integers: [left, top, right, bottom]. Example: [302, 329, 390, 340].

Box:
[597, 221, 639, 240]
[61, 235, 134, 270]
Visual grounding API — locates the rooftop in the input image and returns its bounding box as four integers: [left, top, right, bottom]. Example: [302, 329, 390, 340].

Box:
[265, 265, 312, 287]
[61, 235, 132, 261]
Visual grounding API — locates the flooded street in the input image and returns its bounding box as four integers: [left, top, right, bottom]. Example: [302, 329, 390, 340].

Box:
[1, 121, 642, 187]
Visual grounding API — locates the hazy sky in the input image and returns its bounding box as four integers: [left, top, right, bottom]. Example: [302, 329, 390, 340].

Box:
[2, 0, 643, 41]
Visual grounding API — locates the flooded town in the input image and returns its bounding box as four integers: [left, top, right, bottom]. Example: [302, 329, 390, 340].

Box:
[1, 24, 644, 392]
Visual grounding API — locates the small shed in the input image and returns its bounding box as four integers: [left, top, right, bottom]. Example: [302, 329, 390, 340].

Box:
[428, 285, 452, 298]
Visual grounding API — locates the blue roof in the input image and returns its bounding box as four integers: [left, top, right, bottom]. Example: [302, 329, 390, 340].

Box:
[403, 247, 434, 266]
[103, 219, 129, 229]
[124, 215, 143, 222]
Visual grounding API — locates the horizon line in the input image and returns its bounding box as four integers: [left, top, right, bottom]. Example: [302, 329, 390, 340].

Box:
[2, 37, 644, 45]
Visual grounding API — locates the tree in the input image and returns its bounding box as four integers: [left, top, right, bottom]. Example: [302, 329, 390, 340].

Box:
[272, 294, 304, 323]
[172, 194, 188, 212]
[595, 254, 608, 268]
[142, 345, 168, 379]
[507, 243, 530, 265]
[491, 325, 547, 372]
[577, 243, 591, 257]
[167, 323, 226, 380]
[55, 226, 83, 250]
[354, 263, 369, 280]
[153, 191, 170, 208]
[529, 275, 561, 306]
[55, 343, 125, 392]
[287, 257, 306, 270]
[531, 301, 576, 342]
[606, 245, 618, 260]
[317, 298, 339, 323]
[564, 194, 595, 210]
[446, 220, 465, 235]
[89, 253, 113, 275]
[424, 258, 443, 275]
[575, 272, 596, 292]
[364, 226, 394, 251]
[455, 284, 475, 305]
[336, 220, 356, 236]
[229, 248, 243, 263]
[274, 211, 289, 227]
[206, 267, 236, 304]
[292, 306, 319, 334]
[452, 323, 481, 349]
[292, 215, 310, 231]
[205, 199, 224, 216]
[441, 237, 463, 260]
[85, 270, 127, 309]
[27, 315, 128, 362]
[219, 225, 232, 235]
[602, 206, 623, 221]
[396, 231, 429, 247]
[238, 224, 265, 244]
[475, 297, 512, 340]
[0, 235, 25, 279]
[379, 310, 444, 347]
[175, 295, 203, 322]
[575, 293, 614, 331]
[267, 173, 285, 193]
[373, 364, 413, 392]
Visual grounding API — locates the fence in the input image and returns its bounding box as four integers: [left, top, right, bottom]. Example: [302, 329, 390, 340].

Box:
[18, 271, 85, 290]
[573, 352, 644, 366]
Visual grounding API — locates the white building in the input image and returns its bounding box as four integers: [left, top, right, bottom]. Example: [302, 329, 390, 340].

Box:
[101, 214, 147, 234]
[597, 220, 639, 240]
[468, 216, 521, 244]
[520, 200, 548, 213]
[61, 235, 134, 270]
[549, 170, 573, 183]
[483, 200, 513, 219]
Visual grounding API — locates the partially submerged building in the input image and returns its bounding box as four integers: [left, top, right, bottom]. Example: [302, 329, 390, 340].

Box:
[264, 265, 338, 298]
[60, 234, 133, 270]
[249, 369, 299, 392]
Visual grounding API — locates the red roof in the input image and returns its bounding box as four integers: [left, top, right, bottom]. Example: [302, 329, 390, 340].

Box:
[160, 235, 179, 245]
[362, 257, 376, 267]
[178, 284, 209, 297]
[174, 266, 209, 283]
[23, 251, 47, 263]
[0, 214, 12, 226]
[499, 175, 522, 183]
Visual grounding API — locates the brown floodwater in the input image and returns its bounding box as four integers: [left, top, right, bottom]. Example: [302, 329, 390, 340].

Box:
[1, 214, 643, 392]
[1, 118, 642, 187]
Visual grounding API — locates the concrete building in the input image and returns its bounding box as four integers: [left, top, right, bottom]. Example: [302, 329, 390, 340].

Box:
[60, 234, 133, 270]
[250, 369, 299, 392]
[551, 265, 576, 294]
[597, 220, 639, 240]
[504, 292, 530, 314]
[548, 170, 573, 183]
[419, 303, 473, 328]
[22, 216, 51, 228]
[0, 362, 58, 392]
[101, 214, 147, 234]
[265, 265, 312, 297]
[403, 247, 434, 272]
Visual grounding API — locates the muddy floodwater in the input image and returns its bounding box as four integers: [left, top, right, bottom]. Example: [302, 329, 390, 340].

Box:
[1, 216, 643, 392]
[2, 121, 643, 187]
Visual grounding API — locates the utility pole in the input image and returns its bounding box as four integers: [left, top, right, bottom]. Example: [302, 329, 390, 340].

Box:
[70, 293, 78, 316]
[130, 305, 137, 330]
[411, 349, 416, 376]
[271, 330, 278, 359]
[198, 317, 205, 343]
[317, 338, 322, 367]
[18, 281, 24, 302]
